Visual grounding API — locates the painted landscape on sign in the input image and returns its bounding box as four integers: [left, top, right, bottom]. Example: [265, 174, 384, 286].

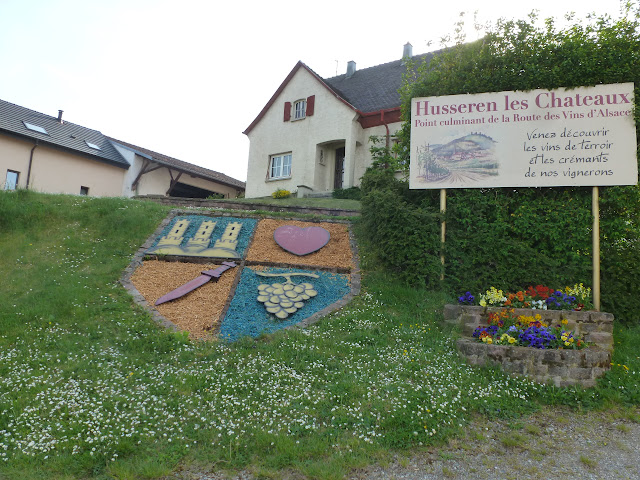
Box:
[414, 133, 499, 186]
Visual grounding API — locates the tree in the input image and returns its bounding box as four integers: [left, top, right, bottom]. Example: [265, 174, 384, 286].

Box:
[360, 3, 640, 322]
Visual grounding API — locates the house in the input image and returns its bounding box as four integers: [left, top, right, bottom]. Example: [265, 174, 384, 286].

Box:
[243, 43, 432, 198]
[0, 99, 245, 198]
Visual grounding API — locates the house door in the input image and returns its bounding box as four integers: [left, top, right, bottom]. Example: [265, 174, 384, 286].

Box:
[334, 147, 345, 190]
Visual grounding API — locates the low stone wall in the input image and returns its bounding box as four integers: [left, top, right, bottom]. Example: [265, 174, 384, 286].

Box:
[444, 304, 614, 352]
[457, 338, 611, 388]
[135, 195, 360, 218]
[445, 305, 614, 387]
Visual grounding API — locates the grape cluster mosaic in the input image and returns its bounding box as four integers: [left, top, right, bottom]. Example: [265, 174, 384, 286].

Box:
[256, 273, 319, 319]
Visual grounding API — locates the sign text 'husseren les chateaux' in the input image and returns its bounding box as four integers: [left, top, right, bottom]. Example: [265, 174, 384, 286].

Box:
[409, 83, 637, 189]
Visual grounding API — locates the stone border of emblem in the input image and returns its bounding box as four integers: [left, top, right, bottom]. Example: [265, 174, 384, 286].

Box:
[120, 209, 361, 340]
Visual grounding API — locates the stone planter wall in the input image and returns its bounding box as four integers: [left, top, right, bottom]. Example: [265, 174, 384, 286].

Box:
[457, 338, 611, 388]
[445, 305, 613, 387]
[444, 304, 614, 352]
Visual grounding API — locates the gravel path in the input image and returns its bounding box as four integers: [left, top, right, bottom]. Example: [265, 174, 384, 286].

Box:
[165, 406, 640, 480]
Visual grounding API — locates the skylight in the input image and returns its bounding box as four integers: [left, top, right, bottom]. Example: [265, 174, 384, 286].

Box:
[23, 121, 48, 135]
[85, 140, 101, 150]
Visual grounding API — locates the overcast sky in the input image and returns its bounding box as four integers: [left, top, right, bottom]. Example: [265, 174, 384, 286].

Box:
[0, 0, 627, 182]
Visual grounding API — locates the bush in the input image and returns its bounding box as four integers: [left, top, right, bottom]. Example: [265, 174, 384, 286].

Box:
[332, 187, 362, 200]
[271, 188, 291, 199]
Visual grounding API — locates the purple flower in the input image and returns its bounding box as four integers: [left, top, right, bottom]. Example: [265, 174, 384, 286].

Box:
[458, 291, 475, 305]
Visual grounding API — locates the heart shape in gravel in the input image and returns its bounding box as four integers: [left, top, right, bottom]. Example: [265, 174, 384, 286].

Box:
[274, 225, 331, 256]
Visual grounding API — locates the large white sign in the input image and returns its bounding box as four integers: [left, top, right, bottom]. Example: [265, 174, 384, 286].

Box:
[409, 83, 638, 189]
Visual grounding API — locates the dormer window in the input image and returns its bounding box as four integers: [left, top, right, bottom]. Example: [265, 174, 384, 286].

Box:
[293, 99, 306, 120]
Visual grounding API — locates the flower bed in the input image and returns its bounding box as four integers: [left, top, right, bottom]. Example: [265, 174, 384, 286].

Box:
[446, 286, 614, 387]
[444, 304, 614, 351]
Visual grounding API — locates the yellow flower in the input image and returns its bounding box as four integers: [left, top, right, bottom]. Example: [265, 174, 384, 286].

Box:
[561, 319, 568, 325]
[508, 337, 516, 344]
[564, 341, 570, 346]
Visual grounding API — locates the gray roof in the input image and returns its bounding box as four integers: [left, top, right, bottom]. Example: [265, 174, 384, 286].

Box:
[108, 138, 246, 190]
[324, 52, 433, 113]
[0, 99, 129, 168]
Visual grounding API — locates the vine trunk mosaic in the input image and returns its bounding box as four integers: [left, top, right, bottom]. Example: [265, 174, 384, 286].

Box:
[122, 212, 358, 341]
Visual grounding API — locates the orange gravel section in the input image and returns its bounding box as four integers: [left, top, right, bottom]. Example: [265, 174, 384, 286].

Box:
[245, 219, 354, 270]
[130, 260, 237, 340]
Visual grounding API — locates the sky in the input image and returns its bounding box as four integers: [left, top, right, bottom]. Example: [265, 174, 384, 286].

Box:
[0, 0, 628, 182]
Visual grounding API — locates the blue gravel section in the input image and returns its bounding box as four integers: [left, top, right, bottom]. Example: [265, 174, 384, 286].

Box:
[220, 267, 350, 341]
[147, 215, 257, 256]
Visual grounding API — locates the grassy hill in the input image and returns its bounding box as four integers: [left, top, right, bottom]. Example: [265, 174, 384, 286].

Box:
[0, 190, 638, 480]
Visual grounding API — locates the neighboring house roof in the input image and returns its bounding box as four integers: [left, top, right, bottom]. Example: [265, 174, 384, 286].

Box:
[108, 137, 246, 190]
[243, 51, 434, 135]
[0, 99, 129, 168]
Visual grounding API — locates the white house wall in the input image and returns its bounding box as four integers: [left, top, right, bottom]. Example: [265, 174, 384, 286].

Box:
[245, 68, 361, 198]
[354, 122, 403, 183]
[111, 143, 138, 197]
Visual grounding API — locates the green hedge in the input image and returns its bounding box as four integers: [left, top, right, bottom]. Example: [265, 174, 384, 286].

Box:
[360, 7, 640, 323]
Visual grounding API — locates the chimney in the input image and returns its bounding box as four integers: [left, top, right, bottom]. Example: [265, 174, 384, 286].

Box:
[402, 42, 413, 62]
[346, 60, 356, 78]
[57, 110, 64, 124]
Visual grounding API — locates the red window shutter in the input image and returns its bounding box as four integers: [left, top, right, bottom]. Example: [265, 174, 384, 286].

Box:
[306, 95, 315, 116]
[284, 102, 291, 121]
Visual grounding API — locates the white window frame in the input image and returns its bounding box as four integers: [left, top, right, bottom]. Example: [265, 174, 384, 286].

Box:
[293, 99, 306, 120]
[269, 153, 292, 179]
[5, 170, 19, 190]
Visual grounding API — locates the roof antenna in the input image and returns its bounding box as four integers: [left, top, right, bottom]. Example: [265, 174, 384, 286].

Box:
[335, 60, 338, 76]
[57, 109, 64, 124]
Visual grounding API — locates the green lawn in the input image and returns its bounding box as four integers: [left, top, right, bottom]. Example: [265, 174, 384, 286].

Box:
[0, 190, 638, 480]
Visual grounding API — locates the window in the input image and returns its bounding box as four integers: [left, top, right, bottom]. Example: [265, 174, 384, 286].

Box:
[80, 186, 89, 196]
[4, 170, 19, 190]
[293, 99, 306, 120]
[283, 95, 314, 122]
[85, 140, 101, 150]
[23, 121, 48, 135]
[269, 153, 292, 179]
